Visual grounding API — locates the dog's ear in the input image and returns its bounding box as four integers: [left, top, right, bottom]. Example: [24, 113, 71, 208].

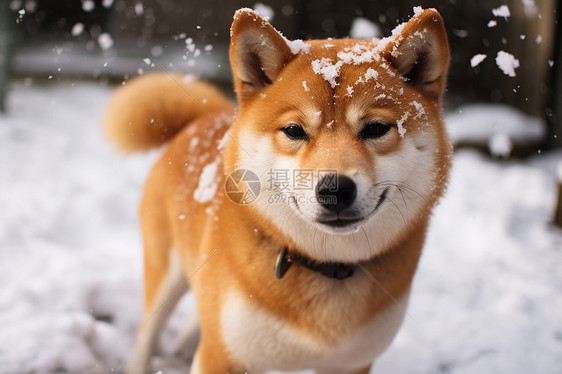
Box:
[230, 9, 293, 105]
[381, 9, 450, 98]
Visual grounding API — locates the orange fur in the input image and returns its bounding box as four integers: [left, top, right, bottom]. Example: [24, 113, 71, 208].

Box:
[104, 73, 232, 152]
[106, 8, 452, 374]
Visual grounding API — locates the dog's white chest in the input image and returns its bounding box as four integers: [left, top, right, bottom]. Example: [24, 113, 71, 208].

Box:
[220, 291, 409, 373]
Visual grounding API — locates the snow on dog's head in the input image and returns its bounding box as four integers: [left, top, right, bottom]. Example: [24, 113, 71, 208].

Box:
[224, 8, 452, 263]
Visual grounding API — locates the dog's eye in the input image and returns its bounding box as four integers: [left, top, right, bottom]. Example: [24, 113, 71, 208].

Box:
[282, 124, 308, 140]
[360, 122, 391, 139]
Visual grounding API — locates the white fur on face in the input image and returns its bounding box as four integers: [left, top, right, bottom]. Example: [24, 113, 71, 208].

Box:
[235, 116, 439, 263]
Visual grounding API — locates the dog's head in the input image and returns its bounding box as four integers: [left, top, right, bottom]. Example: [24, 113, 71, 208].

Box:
[224, 8, 452, 262]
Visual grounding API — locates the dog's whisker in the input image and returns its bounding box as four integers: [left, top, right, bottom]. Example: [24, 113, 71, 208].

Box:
[386, 196, 407, 226]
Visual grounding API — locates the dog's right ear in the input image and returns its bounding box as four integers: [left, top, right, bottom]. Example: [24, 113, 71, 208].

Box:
[381, 9, 450, 99]
[230, 8, 293, 105]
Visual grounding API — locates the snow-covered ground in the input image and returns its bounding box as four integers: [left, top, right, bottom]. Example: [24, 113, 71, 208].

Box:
[0, 81, 561, 373]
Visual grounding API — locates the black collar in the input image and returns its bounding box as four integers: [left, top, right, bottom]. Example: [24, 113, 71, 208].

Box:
[275, 247, 357, 280]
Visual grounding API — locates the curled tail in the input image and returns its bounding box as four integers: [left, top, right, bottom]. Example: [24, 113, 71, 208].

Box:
[104, 73, 233, 152]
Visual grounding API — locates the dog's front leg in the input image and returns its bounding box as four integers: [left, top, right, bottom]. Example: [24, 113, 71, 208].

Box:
[189, 339, 244, 374]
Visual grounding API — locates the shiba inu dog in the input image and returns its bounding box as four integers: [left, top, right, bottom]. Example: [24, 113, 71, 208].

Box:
[105, 7, 451, 374]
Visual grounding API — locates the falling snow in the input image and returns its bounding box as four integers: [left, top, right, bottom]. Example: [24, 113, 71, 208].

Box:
[82, 0, 95, 12]
[492, 5, 511, 20]
[349, 18, 381, 39]
[71, 23, 85, 36]
[134, 2, 143, 16]
[97, 33, 114, 50]
[471, 54, 487, 68]
[495, 51, 520, 77]
[253, 2, 274, 21]
[489, 132, 513, 158]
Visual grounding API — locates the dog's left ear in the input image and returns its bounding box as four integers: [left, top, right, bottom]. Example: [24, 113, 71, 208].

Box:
[382, 9, 450, 98]
[230, 9, 293, 105]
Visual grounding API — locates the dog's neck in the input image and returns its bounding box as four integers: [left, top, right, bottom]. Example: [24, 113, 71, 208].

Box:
[275, 247, 358, 280]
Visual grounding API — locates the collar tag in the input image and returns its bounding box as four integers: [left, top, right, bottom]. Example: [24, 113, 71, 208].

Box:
[275, 248, 293, 279]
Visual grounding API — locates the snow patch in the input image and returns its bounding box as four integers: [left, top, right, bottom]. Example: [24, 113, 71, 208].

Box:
[217, 132, 229, 150]
[365, 67, 378, 81]
[413, 6, 424, 17]
[388, 6, 425, 37]
[311, 58, 343, 88]
[233, 7, 260, 20]
[391, 22, 407, 37]
[375, 36, 394, 53]
[302, 81, 310, 92]
[189, 137, 200, 150]
[396, 112, 409, 137]
[194, 158, 220, 204]
[410, 101, 426, 119]
[285, 39, 311, 55]
[337, 44, 379, 65]
[446, 104, 546, 145]
[356, 67, 379, 85]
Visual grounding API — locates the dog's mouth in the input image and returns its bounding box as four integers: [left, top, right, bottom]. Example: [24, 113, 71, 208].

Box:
[317, 188, 388, 229]
[290, 188, 389, 234]
[317, 217, 363, 228]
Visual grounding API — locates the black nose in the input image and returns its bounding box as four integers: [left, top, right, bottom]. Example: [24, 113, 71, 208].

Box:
[316, 175, 357, 213]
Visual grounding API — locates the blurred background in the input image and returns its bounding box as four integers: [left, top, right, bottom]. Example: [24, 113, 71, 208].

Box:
[1, 0, 561, 152]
